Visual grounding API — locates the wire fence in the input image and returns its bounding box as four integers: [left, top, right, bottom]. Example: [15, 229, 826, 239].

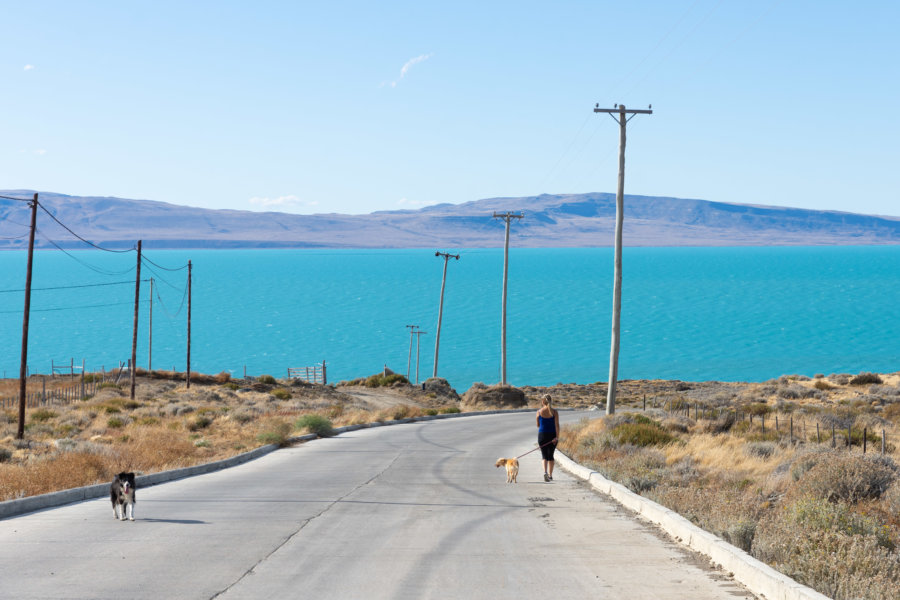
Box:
[633, 395, 895, 455]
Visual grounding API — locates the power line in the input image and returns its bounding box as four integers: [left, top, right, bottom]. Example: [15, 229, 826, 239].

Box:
[141, 254, 189, 272]
[0, 194, 33, 202]
[0, 299, 147, 314]
[37, 202, 134, 253]
[0, 279, 149, 294]
[36, 230, 136, 276]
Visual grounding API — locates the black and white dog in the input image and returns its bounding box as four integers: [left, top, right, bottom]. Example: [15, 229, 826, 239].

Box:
[110, 472, 136, 521]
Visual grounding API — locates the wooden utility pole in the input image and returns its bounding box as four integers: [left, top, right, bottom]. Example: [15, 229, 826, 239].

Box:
[16, 193, 38, 439]
[148, 277, 153, 372]
[186, 260, 192, 388]
[413, 329, 428, 384]
[405, 324, 418, 381]
[492, 212, 523, 386]
[593, 103, 652, 415]
[131, 240, 142, 400]
[432, 251, 459, 379]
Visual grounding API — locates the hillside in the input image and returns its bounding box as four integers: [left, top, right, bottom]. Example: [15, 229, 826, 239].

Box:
[2, 190, 900, 248]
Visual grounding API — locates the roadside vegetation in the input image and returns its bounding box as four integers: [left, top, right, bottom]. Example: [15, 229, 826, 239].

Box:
[0, 370, 459, 501]
[559, 372, 900, 600]
[4, 369, 900, 598]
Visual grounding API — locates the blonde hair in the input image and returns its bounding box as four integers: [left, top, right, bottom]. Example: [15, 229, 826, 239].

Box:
[541, 394, 552, 407]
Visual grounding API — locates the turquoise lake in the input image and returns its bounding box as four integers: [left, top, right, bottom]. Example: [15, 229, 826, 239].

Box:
[1, 246, 898, 392]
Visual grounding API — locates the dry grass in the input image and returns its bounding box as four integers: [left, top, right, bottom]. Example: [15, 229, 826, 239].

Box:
[0, 372, 463, 502]
[560, 372, 900, 600]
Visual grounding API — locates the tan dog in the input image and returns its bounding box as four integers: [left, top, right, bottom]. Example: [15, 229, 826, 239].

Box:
[495, 458, 519, 483]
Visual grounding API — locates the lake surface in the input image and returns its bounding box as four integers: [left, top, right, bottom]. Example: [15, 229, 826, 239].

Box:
[1, 247, 898, 392]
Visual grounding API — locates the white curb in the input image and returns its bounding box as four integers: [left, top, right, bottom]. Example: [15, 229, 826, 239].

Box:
[555, 452, 831, 600]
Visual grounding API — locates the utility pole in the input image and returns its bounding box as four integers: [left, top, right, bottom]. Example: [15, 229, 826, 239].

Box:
[413, 329, 428, 384]
[148, 277, 153, 372]
[186, 260, 192, 388]
[131, 240, 141, 400]
[16, 193, 38, 440]
[432, 251, 459, 379]
[405, 324, 418, 381]
[492, 212, 523, 386]
[593, 103, 652, 415]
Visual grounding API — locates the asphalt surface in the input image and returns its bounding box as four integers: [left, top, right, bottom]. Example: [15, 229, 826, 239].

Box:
[0, 411, 755, 599]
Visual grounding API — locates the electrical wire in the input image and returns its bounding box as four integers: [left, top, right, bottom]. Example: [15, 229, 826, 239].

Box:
[154, 281, 188, 319]
[0, 300, 147, 314]
[0, 194, 34, 202]
[141, 254, 188, 272]
[140, 261, 186, 293]
[37, 230, 136, 276]
[37, 202, 134, 253]
[0, 279, 149, 294]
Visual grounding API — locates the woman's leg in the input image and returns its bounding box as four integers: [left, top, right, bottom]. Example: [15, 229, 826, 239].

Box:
[548, 460, 554, 478]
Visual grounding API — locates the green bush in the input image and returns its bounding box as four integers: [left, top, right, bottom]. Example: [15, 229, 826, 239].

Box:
[440, 407, 461, 414]
[256, 420, 292, 446]
[295, 414, 335, 437]
[609, 422, 675, 447]
[365, 373, 410, 388]
[258, 374, 277, 385]
[222, 382, 240, 391]
[272, 388, 292, 400]
[107, 417, 124, 428]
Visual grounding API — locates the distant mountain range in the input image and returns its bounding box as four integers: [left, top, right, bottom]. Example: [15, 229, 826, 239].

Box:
[2, 190, 900, 249]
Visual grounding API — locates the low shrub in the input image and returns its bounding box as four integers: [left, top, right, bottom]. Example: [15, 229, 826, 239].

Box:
[795, 454, 898, 503]
[30, 409, 57, 422]
[440, 407, 461, 414]
[745, 441, 777, 459]
[365, 373, 409, 388]
[609, 421, 675, 447]
[753, 504, 900, 599]
[214, 371, 231, 384]
[258, 375, 277, 385]
[272, 388, 292, 400]
[188, 415, 213, 431]
[256, 420, 292, 446]
[107, 417, 124, 428]
[850, 372, 883, 386]
[294, 414, 335, 437]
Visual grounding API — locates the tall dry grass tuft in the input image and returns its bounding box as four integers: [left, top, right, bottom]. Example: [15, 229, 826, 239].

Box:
[0, 451, 114, 500]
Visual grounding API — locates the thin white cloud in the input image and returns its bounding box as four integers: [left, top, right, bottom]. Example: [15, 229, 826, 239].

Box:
[24, 64, 34, 71]
[386, 53, 433, 88]
[248, 195, 318, 211]
[401, 53, 431, 77]
[396, 197, 429, 208]
[34, 149, 47, 155]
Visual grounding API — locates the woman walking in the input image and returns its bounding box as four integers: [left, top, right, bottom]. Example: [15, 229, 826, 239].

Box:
[536, 394, 560, 481]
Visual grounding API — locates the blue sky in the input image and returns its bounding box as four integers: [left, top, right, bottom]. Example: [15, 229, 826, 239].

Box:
[2, 1, 898, 216]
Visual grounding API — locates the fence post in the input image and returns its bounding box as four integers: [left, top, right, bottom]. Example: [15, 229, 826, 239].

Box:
[816, 422, 820, 444]
[863, 428, 867, 454]
[832, 423, 835, 448]
[847, 425, 852, 450]
[883, 430, 886, 455]
[790, 416, 793, 444]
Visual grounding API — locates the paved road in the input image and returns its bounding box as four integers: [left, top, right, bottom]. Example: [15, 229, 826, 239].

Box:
[0, 412, 754, 599]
